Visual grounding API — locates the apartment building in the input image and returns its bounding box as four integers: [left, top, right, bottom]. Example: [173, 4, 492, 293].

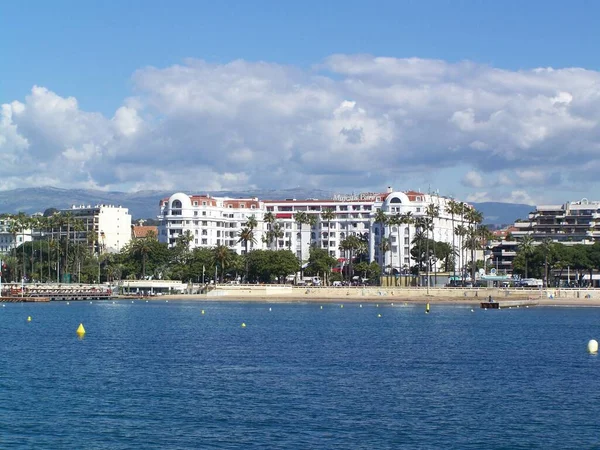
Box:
[58, 204, 132, 253]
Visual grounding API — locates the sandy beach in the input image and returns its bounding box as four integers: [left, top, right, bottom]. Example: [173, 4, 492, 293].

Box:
[141, 286, 600, 307]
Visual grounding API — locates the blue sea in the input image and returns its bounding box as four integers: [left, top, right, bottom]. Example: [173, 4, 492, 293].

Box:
[1, 300, 599, 449]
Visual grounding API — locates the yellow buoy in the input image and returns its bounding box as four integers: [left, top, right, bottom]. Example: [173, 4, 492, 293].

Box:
[588, 339, 598, 354]
[426, 303, 430, 314]
[241, 323, 246, 328]
[76, 323, 86, 336]
[27, 316, 32, 322]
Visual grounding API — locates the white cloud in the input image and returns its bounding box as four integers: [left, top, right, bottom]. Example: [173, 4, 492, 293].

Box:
[2, 55, 600, 201]
[462, 170, 485, 188]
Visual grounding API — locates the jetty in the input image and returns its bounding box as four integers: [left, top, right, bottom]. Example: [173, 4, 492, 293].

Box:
[480, 299, 539, 309]
[0, 283, 115, 302]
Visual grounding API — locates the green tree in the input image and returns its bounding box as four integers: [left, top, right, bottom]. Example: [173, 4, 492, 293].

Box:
[517, 235, 535, 279]
[374, 208, 388, 267]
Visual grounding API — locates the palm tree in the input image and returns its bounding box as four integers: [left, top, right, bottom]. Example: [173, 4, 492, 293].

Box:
[446, 199, 459, 282]
[389, 214, 402, 273]
[212, 244, 233, 283]
[237, 227, 256, 282]
[131, 234, 155, 279]
[465, 207, 484, 283]
[339, 235, 360, 282]
[263, 212, 276, 250]
[518, 235, 535, 279]
[244, 214, 258, 230]
[374, 208, 388, 267]
[379, 237, 391, 273]
[272, 222, 284, 250]
[400, 212, 414, 273]
[426, 203, 440, 286]
[321, 208, 336, 250]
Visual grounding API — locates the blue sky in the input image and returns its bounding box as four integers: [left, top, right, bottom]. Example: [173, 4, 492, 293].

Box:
[1, 1, 599, 204]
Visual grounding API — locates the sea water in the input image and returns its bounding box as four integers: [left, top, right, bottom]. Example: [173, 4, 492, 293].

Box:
[1, 301, 599, 449]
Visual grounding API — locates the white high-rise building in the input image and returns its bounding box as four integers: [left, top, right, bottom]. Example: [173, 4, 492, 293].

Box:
[58, 204, 132, 253]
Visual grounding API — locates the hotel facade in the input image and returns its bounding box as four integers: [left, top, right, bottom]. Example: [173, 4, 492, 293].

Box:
[158, 188, 471, 274]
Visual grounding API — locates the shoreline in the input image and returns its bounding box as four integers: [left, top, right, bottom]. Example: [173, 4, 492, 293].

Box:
[131, 293, 600, 308]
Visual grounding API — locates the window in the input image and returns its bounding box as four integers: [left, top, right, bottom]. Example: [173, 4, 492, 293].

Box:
[202, 201, 207, 206]
[202, 238, 208, 245]
[194, 239, 198, 244]
[202, 211, 206, 216]
[404, 237, 409, 245]
[194, 211, 198, 216]
[202, 221, 207, 226]
[193, 201, 198, 206]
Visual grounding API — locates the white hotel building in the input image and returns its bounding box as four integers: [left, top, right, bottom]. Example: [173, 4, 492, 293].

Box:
[158, 188, 469, 273]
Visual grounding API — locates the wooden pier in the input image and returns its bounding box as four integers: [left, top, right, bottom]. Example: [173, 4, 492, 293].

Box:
[0, 296, 50, 303]
[0, 283, 115, 302]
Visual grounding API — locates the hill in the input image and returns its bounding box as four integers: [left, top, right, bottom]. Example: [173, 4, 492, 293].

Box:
[0, 187, 533, 225]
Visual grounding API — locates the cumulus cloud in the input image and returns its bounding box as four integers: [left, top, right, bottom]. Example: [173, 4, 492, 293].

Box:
[2, 55, 600, 200]
[462, 170, 486, 188]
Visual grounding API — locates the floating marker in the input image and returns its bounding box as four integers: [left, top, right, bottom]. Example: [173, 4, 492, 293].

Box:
[269, 307, 272, 312]
[588, 339, 598, 354]
[340, 304, 344, 308]
[201, 310, 205, 315]
[471, 309, 474, 313]
[76, 323, 86, 336]
[391, 303, 394, 306]
[27, 316, 32, 322]
[90, 302, 92, 304]
[426, 303, 430, 314]
[241, 323, 246, 328]
[132, 301, 134, 304]
[376, 304, 379, 308]
[66, 302, 70, 305]
[146, 300, 148, 303]
[166, 300, 168, 303]
[320, 305, 323, 309]
[359, 304, 362, 308]
[377, 314, 382, 318]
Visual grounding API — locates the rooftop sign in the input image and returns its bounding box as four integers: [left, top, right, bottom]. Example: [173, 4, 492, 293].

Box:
[332, 193, 381, 202]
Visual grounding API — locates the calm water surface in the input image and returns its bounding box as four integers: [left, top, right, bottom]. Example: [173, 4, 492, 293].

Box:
[1, 300, 599, 449]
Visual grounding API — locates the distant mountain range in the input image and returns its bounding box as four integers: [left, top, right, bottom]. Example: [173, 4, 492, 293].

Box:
[0, 187, 534, 226]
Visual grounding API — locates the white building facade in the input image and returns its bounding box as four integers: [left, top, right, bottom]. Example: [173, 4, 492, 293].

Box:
[158, 189, 471, 274]
[0, 218, 33, 256]
[157, 193, 264, 254]
[59, 204, 132, 253]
